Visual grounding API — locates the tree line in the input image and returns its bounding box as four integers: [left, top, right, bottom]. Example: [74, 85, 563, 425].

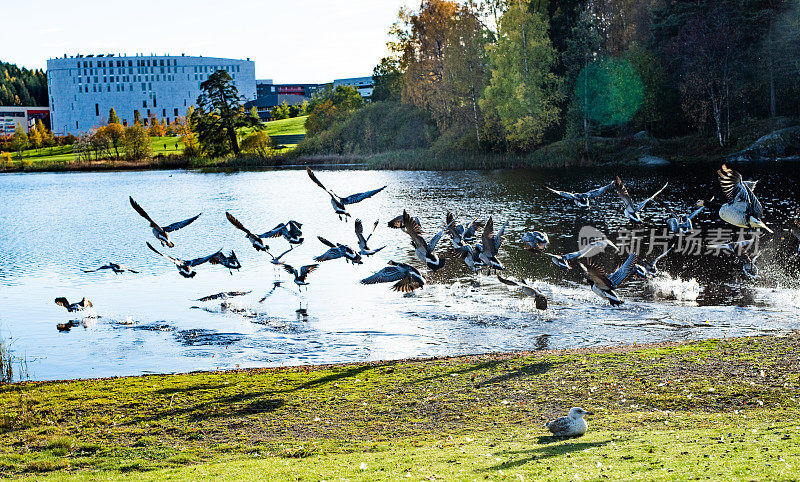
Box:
[0, 61, 48, 106]
[301, 0, 800, 158]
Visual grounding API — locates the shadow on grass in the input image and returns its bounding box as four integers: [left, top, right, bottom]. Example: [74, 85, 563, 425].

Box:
[483, 439, 613, 471]
[280, 365, 377, 393]
[410, 360, 505, 385]
[155, 383, 232, 395]
[474, 362, 557, 388]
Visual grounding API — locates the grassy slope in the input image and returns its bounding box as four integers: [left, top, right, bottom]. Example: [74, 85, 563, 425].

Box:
[6, 137, 185, 166]
[2, 335, 799, 480]
[262, 116, 307, 137]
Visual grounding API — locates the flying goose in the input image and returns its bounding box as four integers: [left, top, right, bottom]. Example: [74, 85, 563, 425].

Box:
[146, 242, 219, 278]
[445, 212, 483, 248]
[707, 238, 755, 256]
[457, 244, 484, 273]
[130, 196, 201, 248]
[54, 297, 93, 313]
[306, 166, 386, 220]
[497, 275, 547, 310]
[634, 245, 673, 279]
[479, 216, 507, 272]
[263, 221, 304, 245]
[545, 181, 614, 208]
[355, 219, 385, 256]
[577, 251, 638, 306]
[520, 231, 550, 253]
[195, 291, 251, 302]
[210, 250, 241, 273]
[546, 407, 594, 437]
[83, 263, 139, 274]
[268, 245, 295, 265]
[360, 261, 425, 292]
[614, 177, 669, 223]
[401, 211, 448, 271]
[542, 239, 617, 270]
[281, 263, 318, 289]
[662, 200, 706, 234]
[225, 212, 269, 251]
[716, 164, 771, 232]
[315, 236, 363, 264]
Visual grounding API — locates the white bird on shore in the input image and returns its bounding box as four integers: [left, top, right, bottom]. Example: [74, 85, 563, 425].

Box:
[546, 407, 594, 437]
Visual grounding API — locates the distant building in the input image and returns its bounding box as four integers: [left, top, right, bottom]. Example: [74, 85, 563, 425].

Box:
[257, 79, 320, 99]
[333, 76, 374, 98]
[46, 53, 256, 135]
[246, 94, 308, 121]
[0, 106, 50, 136]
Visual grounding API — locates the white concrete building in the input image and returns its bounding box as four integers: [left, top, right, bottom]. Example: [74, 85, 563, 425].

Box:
[46, 54, 256, 135]
[333, 76, 374, 98]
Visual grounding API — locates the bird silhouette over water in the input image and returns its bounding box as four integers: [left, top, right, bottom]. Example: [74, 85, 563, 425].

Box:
[130, 196, 201, 248]
[306, 166, 386, 221]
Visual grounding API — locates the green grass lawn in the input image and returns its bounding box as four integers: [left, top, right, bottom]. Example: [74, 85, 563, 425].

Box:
[2, 335, 799, 480]
[3, 137, 184, 167]
[262, 115, 307, 137]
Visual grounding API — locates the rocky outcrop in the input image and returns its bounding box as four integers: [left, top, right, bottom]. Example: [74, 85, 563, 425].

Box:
[727, 125, 800, 161]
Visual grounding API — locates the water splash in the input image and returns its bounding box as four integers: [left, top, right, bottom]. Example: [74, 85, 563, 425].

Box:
[647, 275, 701, 302]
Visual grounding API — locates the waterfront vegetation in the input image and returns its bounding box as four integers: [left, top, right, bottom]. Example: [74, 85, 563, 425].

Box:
[1, 335, 798, 479]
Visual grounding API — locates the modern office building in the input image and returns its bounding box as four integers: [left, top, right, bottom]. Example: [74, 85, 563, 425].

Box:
[333, 76, 374, 98]
[46, 54, 256, 135]
[256, 79, 320, 98]
[0, 106, 50, 136]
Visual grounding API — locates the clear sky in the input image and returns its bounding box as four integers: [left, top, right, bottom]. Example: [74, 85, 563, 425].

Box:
[3, 0, 412, 84]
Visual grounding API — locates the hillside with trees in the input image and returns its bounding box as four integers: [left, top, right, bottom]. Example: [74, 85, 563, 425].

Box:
[296, 0, 800, 165]
[0, 61, 47, 106]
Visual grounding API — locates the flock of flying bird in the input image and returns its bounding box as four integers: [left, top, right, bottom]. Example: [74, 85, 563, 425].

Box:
[55, 163, 800, 318]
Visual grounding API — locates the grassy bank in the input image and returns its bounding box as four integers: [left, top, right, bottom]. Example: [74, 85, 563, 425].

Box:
[2, 335, 799, 479]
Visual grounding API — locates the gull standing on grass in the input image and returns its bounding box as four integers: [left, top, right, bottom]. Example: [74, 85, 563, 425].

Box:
[546, 407, 594, 437]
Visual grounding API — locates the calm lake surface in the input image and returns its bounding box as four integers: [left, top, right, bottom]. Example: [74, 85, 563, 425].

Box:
[2, 164, 799, 381]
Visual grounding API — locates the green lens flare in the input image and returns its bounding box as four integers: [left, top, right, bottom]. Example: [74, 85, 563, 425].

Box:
[575, 57, 644, 127]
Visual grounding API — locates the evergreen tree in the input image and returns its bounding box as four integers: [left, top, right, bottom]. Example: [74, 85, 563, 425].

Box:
[194, 70, 258, 156]
[108, 108, 121, 125]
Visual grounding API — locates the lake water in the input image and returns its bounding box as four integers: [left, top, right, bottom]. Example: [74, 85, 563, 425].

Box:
[1, 164, 799, 381]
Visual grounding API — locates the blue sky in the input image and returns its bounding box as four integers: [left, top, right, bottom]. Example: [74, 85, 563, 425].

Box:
[3, 0, 411, 83]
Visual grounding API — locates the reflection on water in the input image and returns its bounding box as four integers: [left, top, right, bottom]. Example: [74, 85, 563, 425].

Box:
[0, 164, 799, 381]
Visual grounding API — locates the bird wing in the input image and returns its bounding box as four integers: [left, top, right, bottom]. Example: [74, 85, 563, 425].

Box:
[614, 176, 635, 210]
[129, 196, 159, 228]
[317, 236, 337, 248]
[635, 182, 669, 212]
[579, 261, 614, 290]
[360, 266, 405, 284]
[427, 227, 447, 253]
[718, 164, 744, 202]
[445, 212, 461, 241]
[496, 275, 520, 287]
[163, 213, 201, 233]
[653, 245, 674, 267]
[354, 219, 367, 246]
[196, 291, 251, 302]
[188, 250, 221, 267]
[609, 252, 638, 289]
[482, 216, 495, 255]
[545, 186, 576, 200]
[314, 247, 344, 262]
[393, 275, 423, 292]
[287, 221, 303, 238]
[340, 185, 386, 205]
[281, 263, 298, 277]
[585, 181, 615, 199]
[226, 212, 254, 237]
[387, 214, 405, 229]
[306, 166, 337, 199]
[686, 204, 705, 221]
[146, 241, 181, 266]
[261, 223, 287, 238]
[494, 220, 507, 252]
[546, 416, 572, 434]
[563, 242, 603, 261]
[299, 264, 318, 280]
[464, 218, 484, 239]
[82, 266, 108, 273]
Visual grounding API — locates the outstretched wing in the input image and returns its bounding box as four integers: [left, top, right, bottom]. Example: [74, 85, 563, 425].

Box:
[130, 196, 159, 228]
[496, 275, 520, 287]
[387, 214, 405, 229]
[579, 261, 613, 290]
[261, 223, 287, 238]
[281, 263, 298, 277]
[306, 166, 337, 198]
[494, 221, 507, 252]
[196, 291, 251, 302]
[545, 186, 577, 201]
[226, 212, 254, 236]
[464, 218, 484, 239]
[635, 182, 669, 212]
[163, 213, 201, 233]
[299, 264, 318, 280]
[360, 266, 405, 285]
[584, 181, 615, 199]
[82, 266, 110, 273]
[354, 219, 367, 246]
[393, 275, 423, 292]
[314, 247, 344, 262]
[146, 241, 181, 266]
[614, 176, 635, 210]
[482, 216, 495, 255]
[317, 236, 336, 248]
[188, 250, 221, 267]
[609, 252, 638, 289]
[340, 185, 386, 205]
[718, 164, 744, 202]
[427, 227, 447, 253]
